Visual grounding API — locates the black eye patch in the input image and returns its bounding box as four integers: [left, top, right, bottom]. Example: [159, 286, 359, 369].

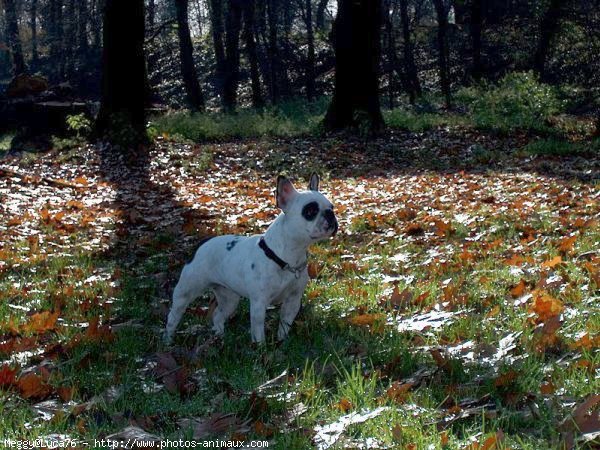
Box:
[302, 201, 319, 221]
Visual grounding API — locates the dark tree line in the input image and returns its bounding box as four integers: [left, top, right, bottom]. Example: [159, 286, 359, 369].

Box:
[1, 0, 599, 140]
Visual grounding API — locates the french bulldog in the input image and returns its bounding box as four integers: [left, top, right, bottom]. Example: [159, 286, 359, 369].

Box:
[164, 173, 338, 344]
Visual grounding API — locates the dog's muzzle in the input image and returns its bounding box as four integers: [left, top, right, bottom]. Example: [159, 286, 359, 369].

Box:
[324, 209, 338, 236]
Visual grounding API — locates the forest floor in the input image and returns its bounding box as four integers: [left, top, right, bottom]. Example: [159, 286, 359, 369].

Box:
[0, 126, 599, 449]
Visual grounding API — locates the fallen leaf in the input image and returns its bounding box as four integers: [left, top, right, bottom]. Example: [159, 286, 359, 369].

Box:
[542, 255, 562, 269]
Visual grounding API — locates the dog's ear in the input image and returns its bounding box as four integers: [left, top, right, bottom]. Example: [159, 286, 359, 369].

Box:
[307, 173, 320, 191]
[276, 175, 298, 211]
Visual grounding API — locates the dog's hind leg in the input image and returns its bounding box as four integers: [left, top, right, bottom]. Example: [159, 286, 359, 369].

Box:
[164, 268, 207, 343]
[211, 286, 241, 336]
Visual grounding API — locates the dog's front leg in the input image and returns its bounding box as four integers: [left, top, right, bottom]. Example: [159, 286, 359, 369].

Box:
[277, 290, 303, 341]
[250, 299, 268, 343]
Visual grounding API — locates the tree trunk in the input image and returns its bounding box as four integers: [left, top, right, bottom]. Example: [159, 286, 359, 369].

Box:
[223, 0, 242, 111]
[208, 0, 226, 103]
[3, 0, 26, 75]
[533, 0, 564, 79]
[304, 0, 316, 101]
[242, 0, 264, 108]
[30, 0, 39, 68]
[433, 0, 451, 108]
[95, 0, 147, 145]
[174, 0, 205, 111]
[383, 0, 396, 109]
[399, 0, 421, 103]
[77, 0, 89, 58]
[65, 0, 76, 78]
[147, 0, 156, 27]
[470, 0, 483, 81]
[315, 0, 328, 31]
[324, 0, 384, 134]
[266, 0, 280, 103]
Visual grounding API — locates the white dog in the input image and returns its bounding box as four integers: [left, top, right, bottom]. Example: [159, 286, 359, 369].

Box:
[165, 174, 338, 343]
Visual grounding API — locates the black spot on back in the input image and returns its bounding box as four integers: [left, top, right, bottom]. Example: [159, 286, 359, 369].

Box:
[186, 236, 214, 265]
[251, 263, 255, 270]
[226, 239, 239, 251]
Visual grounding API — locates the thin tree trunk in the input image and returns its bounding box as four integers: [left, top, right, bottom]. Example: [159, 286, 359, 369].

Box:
[324, 0, 384, 134]
[533, 0, 565, 79]
[174, 0, 205, 111]
[399, 0, 421, 102]
[3, 0, 26, 75]
[433, 0, 451, 108]
[242, 0, 264, 108]
[148, 0, 156, 27]
[315, 0, 328, 31]
[305, 0, 316, 101]
[209, 0, 226, 103]
[30, 0, 39, 68]
[65, 0, 76, 78]
[383, 0, 395, 109]
[78, 0, 89, 58]
[95, 0, 147, 145]
[266, 0, 282, 103]
[470, 0, 483, 81]
[223, 0, 242, 111]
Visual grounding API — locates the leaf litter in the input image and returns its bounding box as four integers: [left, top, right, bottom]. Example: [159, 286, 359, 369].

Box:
[0, 130, 598, 447]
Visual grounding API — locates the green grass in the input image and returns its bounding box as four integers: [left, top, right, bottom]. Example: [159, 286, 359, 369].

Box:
[522, 137, 600, 156]
[151, 98, 328, 141]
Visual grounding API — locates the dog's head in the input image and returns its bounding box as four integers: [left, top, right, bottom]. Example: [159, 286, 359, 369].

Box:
[275, 173, 338, 242]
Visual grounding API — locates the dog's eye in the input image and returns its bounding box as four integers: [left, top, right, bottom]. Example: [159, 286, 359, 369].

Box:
[302, 202, 319, 221]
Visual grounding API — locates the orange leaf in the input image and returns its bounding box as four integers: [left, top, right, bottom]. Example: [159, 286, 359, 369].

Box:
[389, 286, 412, 309]
[494, 370, 518, 387]
[336, 398, 353, 412]
[57, 386, 75, 402]
[348, 313, 385, 327]
[307, 262, 323, 279]
[530, 290, 563, 322]
[541, 255, 562, 269]
[510, 279, 527, 298]
[558, 235, 577, 253]
[74, 176, 89, 186]
[22, 311, 59, 334]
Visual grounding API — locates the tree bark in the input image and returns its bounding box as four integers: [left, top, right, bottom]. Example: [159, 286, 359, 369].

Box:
[208, 0, 226, 103]
[399, 0, 421, 102]
[3, 0, 26, 75]
[77, 0, 89, 58]
[30, 0, 39, 68]
[432, 0, 451, 108]
[65, 0, 76, 78]
[267, 0, 280, 103]
[315, 0, 328, 31]
[242, 0, 264, 108]
[383, 0, 396, 109]
[147, 0, 156, 27]
[174, 0, 205, 111]
[533, 0, 565, 79]
[303, 0, 316, 101]
[223, 0, 243, 111]
[324, 0, 384, 134]
[470, 0, 483, 81]
[95, 0, 147, 145]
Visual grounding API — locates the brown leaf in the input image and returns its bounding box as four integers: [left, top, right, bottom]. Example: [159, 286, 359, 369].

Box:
[0, 364, 18, 388]
[558, 235, 577, 254]
[17, 372, 53, 400]
[385, 381, 414, 404]
[22, 311, 59, 334]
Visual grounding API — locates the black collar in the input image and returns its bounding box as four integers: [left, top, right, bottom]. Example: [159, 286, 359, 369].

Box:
[259, 237, 307, 277]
